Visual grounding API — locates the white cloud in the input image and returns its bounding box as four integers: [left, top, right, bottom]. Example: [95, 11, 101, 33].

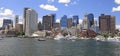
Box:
[58, 0, 70, 3]
[79, 19, 83, 24]
[112, 6, 120, 12]
[65, 4, 69, 7]
[38, 18, 42, 23]
[56, 19, 60, 23]
[115, 0, 120, 4]
[39, 4, 58, 11]
[116, 25, 120, 30]
[0, 9, 14, 16]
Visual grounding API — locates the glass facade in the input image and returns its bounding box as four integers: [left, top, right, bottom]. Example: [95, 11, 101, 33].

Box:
[73, 15, 79, 26]
[88, 13, 94, 27]
[2, 19, 13, 28]
[60, 15, 67, 28]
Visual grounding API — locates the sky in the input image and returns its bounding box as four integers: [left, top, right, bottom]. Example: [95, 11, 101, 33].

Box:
[0, 0, 120, 28]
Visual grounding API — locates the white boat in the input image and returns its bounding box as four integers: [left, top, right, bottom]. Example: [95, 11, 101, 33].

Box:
[37, 38, 46, 41]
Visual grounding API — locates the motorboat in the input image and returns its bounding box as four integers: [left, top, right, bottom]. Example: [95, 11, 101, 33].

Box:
[37, 38, 46, 41]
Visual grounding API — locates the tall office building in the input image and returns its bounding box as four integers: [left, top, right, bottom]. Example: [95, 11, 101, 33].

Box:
[23, 8, 29, 32]
[82, 13, 90, 30]
[23, 8, 38, 36]
[2, 19, 13, 29]
[42, 14, 55, 30]
[73, 15, 79, 26]
[60, 15, 67, 28]
[15, 15, 19, 29]
[67, 18, 73, 28]
[53, 23, 60, 29]
[88, 13, 94, 27]
[15, 15, 19, 24]
[99, 14, 115, 34]
[38, 21, 42, 31]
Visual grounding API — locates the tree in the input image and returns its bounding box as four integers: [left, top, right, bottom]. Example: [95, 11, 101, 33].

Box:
[109, 33, 115, 38]
[16, 32, 25, 36]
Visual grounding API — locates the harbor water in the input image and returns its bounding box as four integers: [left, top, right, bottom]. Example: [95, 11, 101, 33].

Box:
[0, 38, 120, 56]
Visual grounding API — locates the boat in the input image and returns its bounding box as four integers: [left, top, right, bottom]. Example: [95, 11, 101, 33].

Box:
[37, 38, 46, 41]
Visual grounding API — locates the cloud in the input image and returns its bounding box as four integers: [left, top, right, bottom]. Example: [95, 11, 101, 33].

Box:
[39, 4, 58, 11]
[0, 9, 14, 16]
[65, 4, 69, 7]
[79, 19, 83, 24]
[115, 0, 120, 4]
[56, 19, 60, 23]
[58, 0, 70, 3]
[112, 6, 120, 12]
[38, 18, 42, 23]
[116, 25, 120, 30]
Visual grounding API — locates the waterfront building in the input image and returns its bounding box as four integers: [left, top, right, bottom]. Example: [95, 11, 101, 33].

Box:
[88, 13, 94, 27]
[73, 15, 79, 26]
[67, 18, 73, 28]
[15, 15, 19, 30]
[99, 14, 115, 34]
[60, 15, 67, 28]
[23, 8, 38, 36]
[2, 19, 13, 29]
[38, 21, 42, 31]
[5, 24, 13, 31]
[53, 23, 60, 29]
[16, 24, 23, 32]
[23, 8, 29, 32]
[89, 21, 99, 33]
[82, 13, 90, 30]
[42, 14, 55, 30]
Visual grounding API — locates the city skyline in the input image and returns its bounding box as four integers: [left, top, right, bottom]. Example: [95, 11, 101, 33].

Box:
[0, 0, 120, 27]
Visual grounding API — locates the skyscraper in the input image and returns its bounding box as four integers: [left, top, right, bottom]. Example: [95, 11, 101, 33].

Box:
[23, 8, 29, 32]
[88, 13, 94, 27]
[82, 13, 90, 30]
[15, 15, 19, 30]
[42, 14, 55, 30]
[99, 14, 115, 34]
[67, 18, 72, 28]
[23, 8, 38, 36]
[2, 19, 13, 29]
[60, 15, 67, 28]
[73, 15, 79, 26]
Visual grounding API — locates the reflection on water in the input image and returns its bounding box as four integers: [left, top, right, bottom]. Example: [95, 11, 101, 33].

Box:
[0, 38, 120, 56]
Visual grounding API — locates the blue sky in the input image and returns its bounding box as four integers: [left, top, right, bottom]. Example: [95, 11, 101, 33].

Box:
[0, 0, 120, 26]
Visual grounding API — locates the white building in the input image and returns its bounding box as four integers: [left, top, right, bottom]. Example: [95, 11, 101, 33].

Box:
[24, 8, 38, 36]
[82, 13, 90, 30]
